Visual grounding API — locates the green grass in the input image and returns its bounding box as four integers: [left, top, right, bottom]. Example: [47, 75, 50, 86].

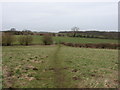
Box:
[14, 35, 118, 45]
[53, 36, 118, 44]
[2, 45, 118, 88]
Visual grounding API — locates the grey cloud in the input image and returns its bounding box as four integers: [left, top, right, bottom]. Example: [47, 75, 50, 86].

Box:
[2, 2, 118, 32]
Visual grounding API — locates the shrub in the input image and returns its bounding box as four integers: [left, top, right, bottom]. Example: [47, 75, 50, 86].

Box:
[18, 35, 33, 45]
[42, 34, 53, 45]
[61, 42, 120, 49]
[18, 36, 25, 45]
[2, 33, 15, 46]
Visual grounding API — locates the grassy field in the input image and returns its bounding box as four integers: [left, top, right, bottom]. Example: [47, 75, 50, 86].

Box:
[2, 45, 118, 88]
[14, 35, 118, 45]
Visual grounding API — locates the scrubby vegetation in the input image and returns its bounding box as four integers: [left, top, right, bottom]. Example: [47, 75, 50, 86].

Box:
[2, 34, 119, 49]
[18, 35, 33, 45]
[2, 33, 15, 46]
[42, 34, 53, 45]
[61, 42, 120, 49]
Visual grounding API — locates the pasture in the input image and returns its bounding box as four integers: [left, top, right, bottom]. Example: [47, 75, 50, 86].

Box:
[2, 45, 118, 88]
[14, 35, 118, 45]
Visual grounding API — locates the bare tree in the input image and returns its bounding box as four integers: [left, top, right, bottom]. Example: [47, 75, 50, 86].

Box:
[42, 34, 53, 45]
[24, 35, 33, 45]
[18, 36, 25, 45]
[10, 28, 16, 31]
[18, 35, 33, 45]
[2, 33, 15, 46]
[71, 26, 79, 37]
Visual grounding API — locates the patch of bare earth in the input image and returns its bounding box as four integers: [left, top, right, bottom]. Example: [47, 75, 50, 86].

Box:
[3, 66, 15, 88]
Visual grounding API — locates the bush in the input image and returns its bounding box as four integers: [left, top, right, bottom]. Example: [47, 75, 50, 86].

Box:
[2, 33, 15, 46]
[61, 42, 120, 49]
[42, 34, 53, 45]
[18, 35, 33, 45]
[18, 36, 25, 45]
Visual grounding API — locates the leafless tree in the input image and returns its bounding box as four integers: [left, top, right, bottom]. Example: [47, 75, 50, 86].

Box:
[42, 34, 53, 45]
[18, 35, 33, 45]
[2, 33, 15, 46]
[10, 28, 16, 31]
[71, 26, 79, 37]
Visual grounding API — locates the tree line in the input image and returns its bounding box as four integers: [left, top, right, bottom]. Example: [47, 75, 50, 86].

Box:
[2, 27, 119, 40]
[59, 31, 119, 39]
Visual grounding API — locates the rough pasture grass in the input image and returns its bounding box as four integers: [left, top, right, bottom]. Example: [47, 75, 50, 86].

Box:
[14, 35, 118, 45]
[53, 36, 118, 44]
[59, 46, 118, 88]
[2, 45, 118, 88]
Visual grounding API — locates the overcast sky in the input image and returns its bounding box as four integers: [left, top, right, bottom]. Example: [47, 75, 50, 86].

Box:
[1, 2, 118, 32]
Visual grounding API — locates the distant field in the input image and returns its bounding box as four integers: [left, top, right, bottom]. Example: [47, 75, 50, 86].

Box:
[14, 35, 118, 45]
[2, 45, 118, 88]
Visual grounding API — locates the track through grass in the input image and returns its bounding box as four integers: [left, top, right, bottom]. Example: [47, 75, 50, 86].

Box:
[51, 45, 70, 88]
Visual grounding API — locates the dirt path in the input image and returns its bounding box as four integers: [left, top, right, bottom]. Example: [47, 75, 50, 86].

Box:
[52, 45, 67, 88]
